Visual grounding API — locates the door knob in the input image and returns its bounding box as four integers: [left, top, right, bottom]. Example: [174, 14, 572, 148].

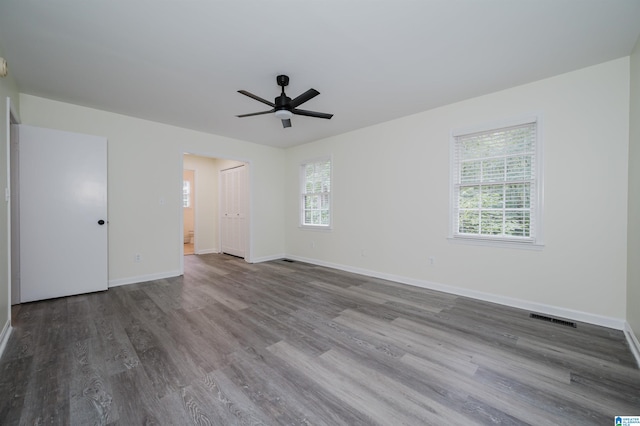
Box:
[98, 220, 105, 225]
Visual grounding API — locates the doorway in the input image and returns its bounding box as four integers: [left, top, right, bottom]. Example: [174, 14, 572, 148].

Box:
[183, 169, 195, 255]
[181, 154, 249, 262]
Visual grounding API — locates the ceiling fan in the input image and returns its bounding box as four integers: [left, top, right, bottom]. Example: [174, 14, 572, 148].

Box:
[236, 75, 333, 128]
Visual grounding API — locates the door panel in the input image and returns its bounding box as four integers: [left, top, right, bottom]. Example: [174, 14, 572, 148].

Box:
[19, 125, 108, 303]
[220, 165, 246, 258]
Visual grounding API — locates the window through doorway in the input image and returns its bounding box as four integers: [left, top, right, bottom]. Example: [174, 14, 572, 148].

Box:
[183, 169, 195, 255]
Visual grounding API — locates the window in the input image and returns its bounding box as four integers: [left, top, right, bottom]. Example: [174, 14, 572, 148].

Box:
[450, 117, 543, 247]
[183, 180, 191, 208]
[301, 158, 331, 227]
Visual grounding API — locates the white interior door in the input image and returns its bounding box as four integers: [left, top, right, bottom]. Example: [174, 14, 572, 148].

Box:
[220, 165, 247, 258]
[19, 125, 108, 303]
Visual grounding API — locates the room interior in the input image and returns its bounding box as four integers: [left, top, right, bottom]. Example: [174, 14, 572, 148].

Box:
[0, 0, 639, 423]
[183, 168, 195, 254]
[182, 154, 248, 258]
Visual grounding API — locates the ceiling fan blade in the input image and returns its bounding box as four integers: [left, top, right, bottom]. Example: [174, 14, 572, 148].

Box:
[236, 109, 274, 118]
[292, 108, 333, 120]
[282, 119, 292, 128]
[289, 89, 320, 108]
[238, 90, 275, 107]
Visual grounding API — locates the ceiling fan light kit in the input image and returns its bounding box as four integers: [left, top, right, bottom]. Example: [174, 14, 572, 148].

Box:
[237, 75, 333, 128]
[274, 109, 292, 120]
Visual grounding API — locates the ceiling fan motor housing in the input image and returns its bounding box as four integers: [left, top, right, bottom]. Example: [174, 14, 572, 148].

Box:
[275, 94, 292, 111]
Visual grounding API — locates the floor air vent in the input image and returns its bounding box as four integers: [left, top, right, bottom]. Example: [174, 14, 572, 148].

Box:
[282, 259, 295, 263]
[529, 313, 577, 328]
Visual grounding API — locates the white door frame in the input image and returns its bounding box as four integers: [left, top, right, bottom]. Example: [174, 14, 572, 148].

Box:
[6, 97, 20, 308]
[179, 150, 252, 275]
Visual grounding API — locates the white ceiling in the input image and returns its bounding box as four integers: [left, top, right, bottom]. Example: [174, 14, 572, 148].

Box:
[1, 1, 639, 148]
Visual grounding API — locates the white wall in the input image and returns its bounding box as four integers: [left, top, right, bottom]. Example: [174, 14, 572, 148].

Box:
[0, 41, 19, 352]
[628, 38, 640, 342]
[286, 58, 630, 325]
[19, 94, 286, 284]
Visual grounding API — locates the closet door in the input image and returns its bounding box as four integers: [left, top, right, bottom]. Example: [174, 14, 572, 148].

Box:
[220, 165, 247, 258]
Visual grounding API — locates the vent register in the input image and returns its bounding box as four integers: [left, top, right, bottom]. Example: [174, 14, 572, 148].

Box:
[530, 313, 577, 328]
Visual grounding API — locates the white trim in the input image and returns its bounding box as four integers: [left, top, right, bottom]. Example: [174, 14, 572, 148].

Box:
[179, 152, 185, 275]
[108, 269, 181, 287]
[218, 165, 221, 260]
[299, 224, 333, 231]
[452, 114, 540, 137]
[0, 322, 12, 360]
[5, 97, 12, 315]
[447, 236, 544, 250]
[534, 115, 545, 245]
[8, 99, 20, 305]
[624, 322, 640, 368]
[249, 253, 286, 264]
[283, 254, 626, 331]
[195, 248, 219, 255]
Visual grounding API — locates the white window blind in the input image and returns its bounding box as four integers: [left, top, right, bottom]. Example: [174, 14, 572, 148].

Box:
[452, 121, 539, 244]
[301, 159, 331, 227]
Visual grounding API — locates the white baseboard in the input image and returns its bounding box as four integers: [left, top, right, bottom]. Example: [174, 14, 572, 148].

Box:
[249, 253, 286, 264]
[196, 248, 219, 255]
[108, 269, 182, 288]
[0, 320, 12, 361]
[624, 322, 640, 368]
[284, 254, 626, 331]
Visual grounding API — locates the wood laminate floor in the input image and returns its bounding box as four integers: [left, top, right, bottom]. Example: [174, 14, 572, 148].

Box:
[1, 254, 639, 425]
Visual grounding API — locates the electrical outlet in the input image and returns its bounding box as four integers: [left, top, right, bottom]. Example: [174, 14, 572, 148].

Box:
[429, 256, 435, 265]
[134, 253, 141, 263]
[311, 241, 316, 248]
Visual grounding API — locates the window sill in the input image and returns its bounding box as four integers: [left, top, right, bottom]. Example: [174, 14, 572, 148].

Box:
[299, 225, 332, 232]
[447, 236, 544, 250]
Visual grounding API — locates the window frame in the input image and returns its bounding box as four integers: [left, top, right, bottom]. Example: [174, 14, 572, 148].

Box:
[299, 156, 332, 230]
[448, 115, 544, 249]
[183, 179, 191, 208]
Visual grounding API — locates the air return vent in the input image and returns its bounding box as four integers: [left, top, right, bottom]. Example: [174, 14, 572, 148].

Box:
[529, 313, 577, 328]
